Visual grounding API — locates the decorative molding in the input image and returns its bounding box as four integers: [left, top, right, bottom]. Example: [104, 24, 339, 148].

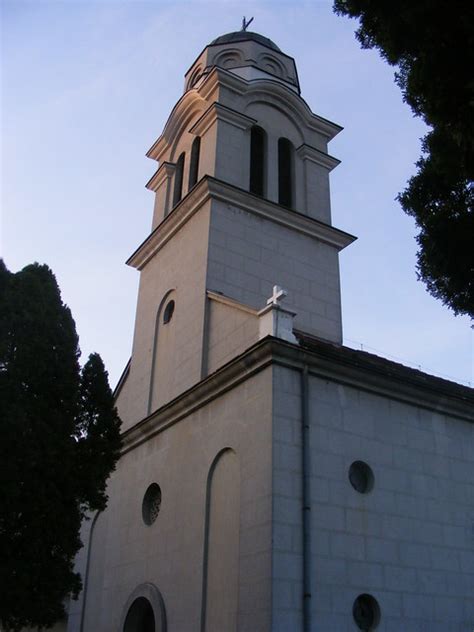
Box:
[146, 90, 207, 161]
[120, 337, 474, 455]
[207, 289, 258, 315]
[296, 143, 341, 171]
[121, 340, 275, 454]
[206, 178, 355, 251]
[189, 102, 257, 137]
[127, 177, 211, 270]
[126, 176, 356, 270]
[145, 161, 175, 192]
[193, 67, 342, 140]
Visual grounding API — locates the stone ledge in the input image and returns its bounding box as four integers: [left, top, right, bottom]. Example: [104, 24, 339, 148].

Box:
[126, 176, 356, 270]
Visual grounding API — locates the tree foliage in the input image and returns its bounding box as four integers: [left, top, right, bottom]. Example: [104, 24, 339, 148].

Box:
[334, 0, 474, 316]
[0, 260, 122, 631]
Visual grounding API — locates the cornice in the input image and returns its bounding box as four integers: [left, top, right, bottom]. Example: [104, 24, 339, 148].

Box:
[146, 90, 207, 161]
[277, 339, 474, 422]
[189, 101, 256, 137]
[145, 66, 342, 165]
[126, 176, 356, 270]
[145, 161, 175, 192]
[297, 143, 341, 171]
[121, 339, 275, 454]
[197, 66, 249, 100]
[126, 176, 212, 270]
[121, 337, 474, 455]
[205, 178, 356, 251]
[190, 67, 342, 140]
[207, 289, 258, 315]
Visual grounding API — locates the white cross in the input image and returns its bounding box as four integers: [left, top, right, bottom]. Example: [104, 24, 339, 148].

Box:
[267, 285, 288, 306]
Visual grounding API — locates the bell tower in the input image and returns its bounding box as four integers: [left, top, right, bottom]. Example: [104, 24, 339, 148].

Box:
[116, 29, 355, 431]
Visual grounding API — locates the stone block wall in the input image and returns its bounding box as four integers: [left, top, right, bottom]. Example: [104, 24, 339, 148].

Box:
[207, 200, 343, 343]
[272, 365, 474, 631]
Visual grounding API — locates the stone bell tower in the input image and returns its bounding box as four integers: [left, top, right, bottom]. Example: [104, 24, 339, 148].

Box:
[116, 28, 354, 432]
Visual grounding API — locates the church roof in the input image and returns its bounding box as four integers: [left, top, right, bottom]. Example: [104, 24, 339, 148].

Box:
[295, 331, 474, 404]
[210, 31, 282, 52]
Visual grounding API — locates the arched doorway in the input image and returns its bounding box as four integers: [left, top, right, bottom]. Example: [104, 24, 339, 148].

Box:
[120, 584, 167, 632]
[123, 597, 155, 632]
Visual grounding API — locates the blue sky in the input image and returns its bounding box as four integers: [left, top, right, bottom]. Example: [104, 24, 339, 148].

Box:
[2, 0, 472, 387]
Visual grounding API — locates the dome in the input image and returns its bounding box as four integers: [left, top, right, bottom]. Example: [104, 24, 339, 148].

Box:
[210, 31, 282, 53]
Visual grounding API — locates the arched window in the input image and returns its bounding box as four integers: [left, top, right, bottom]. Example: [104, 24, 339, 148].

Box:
[249, 125, 266, 197]
[278, 137, 293, 208]
[172, 152, 185, 207]
[188, 137, 201, 189]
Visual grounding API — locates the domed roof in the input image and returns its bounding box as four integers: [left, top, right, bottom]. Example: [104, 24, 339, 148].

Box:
[210, 31, 281, 53]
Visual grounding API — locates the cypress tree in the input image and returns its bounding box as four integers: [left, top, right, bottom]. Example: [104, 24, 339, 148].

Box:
[0, 261, 121, 630]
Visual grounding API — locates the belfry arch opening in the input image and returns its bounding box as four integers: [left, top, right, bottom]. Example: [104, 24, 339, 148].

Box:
[172, 152, 185, 207]
[123, 597, 155, 632]
[249, 125, 266, 197]
[188, 136, 201, 189]
[278, 137, 294, 208]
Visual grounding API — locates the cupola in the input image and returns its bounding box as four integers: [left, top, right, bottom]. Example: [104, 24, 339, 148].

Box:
[184, 29, 300, 94]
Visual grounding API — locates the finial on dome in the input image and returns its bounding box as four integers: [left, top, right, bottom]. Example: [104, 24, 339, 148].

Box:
[241, 16, 254, 32]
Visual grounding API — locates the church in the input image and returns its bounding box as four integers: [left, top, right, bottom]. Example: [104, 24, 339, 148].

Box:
[66, 28, 474, 632]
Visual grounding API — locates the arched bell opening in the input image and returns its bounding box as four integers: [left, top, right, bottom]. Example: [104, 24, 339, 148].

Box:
[278, 137, 294, 208]
[188, 136, 201, 189]
[172, 152, 186, 207]
[249, 125, 267, 197]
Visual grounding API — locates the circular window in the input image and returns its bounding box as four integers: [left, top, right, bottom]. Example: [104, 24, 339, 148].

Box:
[142, 483, 162, 526]
[162, 300, 175, 324]
[352, 593, 381, 630]
[349, 460, 374, 494]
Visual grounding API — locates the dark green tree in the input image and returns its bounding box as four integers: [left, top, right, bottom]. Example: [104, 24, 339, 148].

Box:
[0, 260, 121, 631]
[334, 0, 474, 316]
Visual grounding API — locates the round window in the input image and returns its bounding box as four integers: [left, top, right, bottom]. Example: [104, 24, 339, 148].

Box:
[352, 593, 381, 630]
[142, 483, 162, 526]
[349, 460, 374, 494]
[163, 300, 175, 324]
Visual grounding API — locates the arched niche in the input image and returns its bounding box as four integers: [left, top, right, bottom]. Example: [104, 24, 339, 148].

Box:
[213, 48, 245, 69]
[256, 52, 286, 79]
[186, 65, 204, 91]
[80, 511, 108, 631]
[120, 583, 167, 632]
[148, 289, 177, 414]
[201, 448, 240, 632]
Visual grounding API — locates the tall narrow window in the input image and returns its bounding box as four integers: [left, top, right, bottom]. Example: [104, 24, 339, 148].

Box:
[278, 137, 293, 208]
[249, 126, 266, 197]
[188, 136, 201, 189]
[172, 152, 185, 207]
